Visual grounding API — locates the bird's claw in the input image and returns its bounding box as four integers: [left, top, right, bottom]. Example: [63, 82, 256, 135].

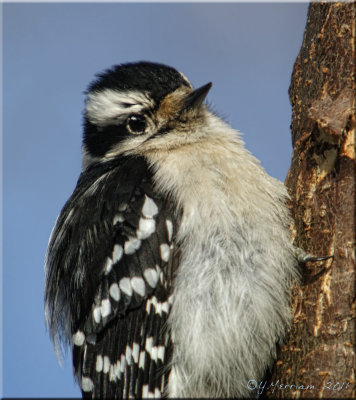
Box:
[295, 248, 334, 264]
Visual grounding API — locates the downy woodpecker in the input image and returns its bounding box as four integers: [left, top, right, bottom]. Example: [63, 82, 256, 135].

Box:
[45, 61, 299, 398]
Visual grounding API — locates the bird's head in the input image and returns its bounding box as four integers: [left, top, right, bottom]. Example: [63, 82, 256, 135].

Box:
[83, 61, 212, 167]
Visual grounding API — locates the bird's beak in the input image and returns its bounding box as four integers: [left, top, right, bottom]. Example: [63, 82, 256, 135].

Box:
[182, 82, 212, 112]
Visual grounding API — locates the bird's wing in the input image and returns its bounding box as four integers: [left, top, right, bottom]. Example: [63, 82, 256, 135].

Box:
[45, 156, 179, 398]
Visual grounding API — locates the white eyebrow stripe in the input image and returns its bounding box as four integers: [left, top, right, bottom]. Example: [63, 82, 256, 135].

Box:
[86, 89, 154, 127]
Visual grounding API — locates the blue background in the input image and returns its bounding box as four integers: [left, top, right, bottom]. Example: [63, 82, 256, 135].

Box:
[3, 2, 308, 397]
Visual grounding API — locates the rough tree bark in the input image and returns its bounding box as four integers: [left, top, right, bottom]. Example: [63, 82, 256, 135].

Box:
[265, 2, 355, 398]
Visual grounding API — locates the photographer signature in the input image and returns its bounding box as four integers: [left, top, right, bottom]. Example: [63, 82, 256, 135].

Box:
[247, 379, 351, 395]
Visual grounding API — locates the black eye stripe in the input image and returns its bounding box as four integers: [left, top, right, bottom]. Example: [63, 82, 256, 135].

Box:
[121, 103, 133, 108]
[84, 121, 129, 157]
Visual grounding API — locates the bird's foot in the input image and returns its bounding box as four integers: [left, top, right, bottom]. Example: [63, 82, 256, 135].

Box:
[295, 247, 334, 264]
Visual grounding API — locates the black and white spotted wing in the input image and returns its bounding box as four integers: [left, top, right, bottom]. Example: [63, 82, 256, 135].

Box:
[45, 156, 179, 399]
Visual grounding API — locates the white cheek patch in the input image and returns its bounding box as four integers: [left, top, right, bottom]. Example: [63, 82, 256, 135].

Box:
[85, 89, 155, 127]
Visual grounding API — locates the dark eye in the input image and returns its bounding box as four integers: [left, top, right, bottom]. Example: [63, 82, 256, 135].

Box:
[126, 114, 147, 135]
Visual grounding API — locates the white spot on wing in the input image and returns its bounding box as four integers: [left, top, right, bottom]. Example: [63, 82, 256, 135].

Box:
[104, 257, 113, 275]
[119, 277, 132, 296]
[160, 244, 170, 262]
[145, 296, 169, 316]
[112, 244, 123, 263]
[120, 354, 126, 372]
[157, 345, 165, 362]
[114, 360, 121, 379]
[161, 301, 169, 314]
[145, 337, 153, 354]
[109, 283, 120, 301]
[103, 355, 110, 373]
[125, 345, 132, 366]
[131, 276, 146, 296]
[124, 237, 141, 255]
[146, 298, 152, 314]
[137, 218, 156, 239]
[96, 355, 103, 372]
[155, 301, 162, 316]
[142, 384, 149, 397]
[143, 267, 159, 288]
[109, 364, 116, 382]
[101, 299, 111, 318]
[146, 296, 158, 315]
[81, 376, 94, 392]
[113, 214, 124, 225]
[142, 195, 158, 218]
[139, 350, 146, 369]
[93, 306, 101, 323]
[150, 345, 158, 362]
[166, 219, 173, 242]
[141, 384, 157, 398]
[73, 330, 85, 346]
[132, 342, 140, 363]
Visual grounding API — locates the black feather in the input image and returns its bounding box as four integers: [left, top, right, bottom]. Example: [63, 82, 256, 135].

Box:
[45, 155, 179, 398]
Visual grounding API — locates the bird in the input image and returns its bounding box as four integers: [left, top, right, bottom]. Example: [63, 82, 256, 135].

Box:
[45, 61, 300, 398]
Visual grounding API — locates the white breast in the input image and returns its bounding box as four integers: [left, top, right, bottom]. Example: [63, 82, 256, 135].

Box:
[148, 115, 298, 397]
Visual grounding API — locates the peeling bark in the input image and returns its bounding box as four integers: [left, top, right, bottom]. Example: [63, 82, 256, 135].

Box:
[265, 3, 355, 398]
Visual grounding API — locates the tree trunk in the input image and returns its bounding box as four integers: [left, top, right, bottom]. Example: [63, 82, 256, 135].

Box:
[265, 2, 355, 398]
